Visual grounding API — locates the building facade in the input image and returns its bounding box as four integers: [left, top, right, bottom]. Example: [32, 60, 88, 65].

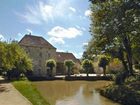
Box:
[19, 35, 56, 77]
[19, 34, 80, 77]
[56, 52, 81, 75]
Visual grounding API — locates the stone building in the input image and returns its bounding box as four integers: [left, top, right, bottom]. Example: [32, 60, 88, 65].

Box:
[19, 34, 81, 77]
[19, 35, 56, 77]
[56, 52, 81, 75]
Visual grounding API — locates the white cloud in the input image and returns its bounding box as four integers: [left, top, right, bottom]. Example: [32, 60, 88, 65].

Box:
[69, 7, 76, 12]
[83, 42, 88, 46]
[85, 10, 92, 17]
[26, 29, 33, 34]
[48, 26, 82, 39]
[48, 37, 65, 44]
[75, 25, 86, 31]
[14, 33, 23, 41]
[19, 0, 71, 24]
[73, 52, 83, 58]
[48, 26, 82, 44]
[56, 49, 65, 52]
[0, 34, 5, 41]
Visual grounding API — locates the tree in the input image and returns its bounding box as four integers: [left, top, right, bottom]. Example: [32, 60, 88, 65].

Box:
[46, 59, 56, 77]
[64, 60, 75, 77]
[0, 42, 32, 79]
[88, 0, 140, 78]
[98, 56, 109, 76]
[82, 59, 93, 77]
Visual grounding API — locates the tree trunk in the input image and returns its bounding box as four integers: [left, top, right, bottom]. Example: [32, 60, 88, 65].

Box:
[103, 67, 106, 76]
[123, 35, 133, 75]
[119, 46, 128, 72]
[86, 68, 89, 77]
[68, 67, 70, 77]
[50, 67, 53, 77]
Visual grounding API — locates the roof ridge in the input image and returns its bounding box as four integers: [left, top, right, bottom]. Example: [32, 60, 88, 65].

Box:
[19, 34, 56, 49]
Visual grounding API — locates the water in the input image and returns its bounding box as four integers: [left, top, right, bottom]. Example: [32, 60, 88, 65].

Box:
[33, 80, 121, 105]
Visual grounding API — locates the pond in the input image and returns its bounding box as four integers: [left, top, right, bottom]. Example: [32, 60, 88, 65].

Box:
[33, 80, 121, 105]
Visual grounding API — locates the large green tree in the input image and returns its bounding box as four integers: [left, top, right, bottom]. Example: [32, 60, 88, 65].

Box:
[88, 0, 140, 77]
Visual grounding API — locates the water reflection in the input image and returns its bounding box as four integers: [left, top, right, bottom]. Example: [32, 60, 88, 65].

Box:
[33, 81, 121, 105]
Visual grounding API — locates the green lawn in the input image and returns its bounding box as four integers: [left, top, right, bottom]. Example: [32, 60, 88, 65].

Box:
[12, 80, 50, 105]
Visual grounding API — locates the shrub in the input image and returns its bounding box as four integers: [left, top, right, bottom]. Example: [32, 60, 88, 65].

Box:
[115, 70, 128, 85]
[134, 64, 140, 70]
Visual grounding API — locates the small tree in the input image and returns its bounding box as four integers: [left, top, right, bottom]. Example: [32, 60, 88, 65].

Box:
[98, 56, 109, 76]
[82, 59, 93, 77]
[64, 60, 75, 77]
[46, 59, 56, 77]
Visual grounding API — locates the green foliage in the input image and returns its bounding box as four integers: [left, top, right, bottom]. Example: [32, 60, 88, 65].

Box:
[82, 59, 94, 76]
[100, 83, 140, 105]
[64, 60, 75, 67]
[46, 59, 56, 70]
[125, 76, 137, 84]
[134, 64, 140, 70]
[115, 70, 128, 85]
[0, 42, 32, 72]
[87, 0, 140, 80]
[99, 56, 109, 68]
[13, 80, 50, 105]
[108, 58, 123, 74]
[64, 60, 75, 76]
[98, 56, 110, 75]
[46, 59, 56, 77]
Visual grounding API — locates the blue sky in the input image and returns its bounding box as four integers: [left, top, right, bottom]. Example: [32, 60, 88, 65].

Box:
[0, 0, 91, 58]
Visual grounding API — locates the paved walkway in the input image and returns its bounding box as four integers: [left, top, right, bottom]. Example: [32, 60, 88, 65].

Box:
[0, 76, 32, 105]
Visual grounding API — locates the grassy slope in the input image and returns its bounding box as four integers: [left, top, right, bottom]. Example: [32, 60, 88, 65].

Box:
[12, 80, 50, 105]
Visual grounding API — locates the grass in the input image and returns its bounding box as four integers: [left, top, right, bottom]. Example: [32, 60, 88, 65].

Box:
[12, 80, 50, 105]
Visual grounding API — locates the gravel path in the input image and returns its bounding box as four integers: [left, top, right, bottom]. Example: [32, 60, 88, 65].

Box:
[0, 76, 32, 105]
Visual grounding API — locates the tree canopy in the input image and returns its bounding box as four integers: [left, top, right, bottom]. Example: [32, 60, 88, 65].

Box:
[64, 60, 75, 77]
[82, 59, 93, 76]
[0, 42, 32, 72]
[46, 59, 56, 77]
[86, 0, 140, 76]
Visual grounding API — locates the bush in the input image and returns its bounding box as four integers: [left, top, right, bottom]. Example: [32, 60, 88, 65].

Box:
[100, 84, 140, 105]
[108, 58, 123, 74]
[114, 70, 128, 85]
[134, 64, 140, 70]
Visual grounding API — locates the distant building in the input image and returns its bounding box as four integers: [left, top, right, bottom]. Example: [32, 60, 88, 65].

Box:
[19, 34, 81, 77]
[56, 52, 81, 75]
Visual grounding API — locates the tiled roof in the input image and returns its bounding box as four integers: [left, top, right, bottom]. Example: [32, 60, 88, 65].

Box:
[56, 52, 80, 63]
[19, 34, 56, 49]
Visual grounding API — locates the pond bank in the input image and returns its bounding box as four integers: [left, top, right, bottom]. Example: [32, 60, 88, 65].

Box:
[100, 81, 140, 105]
[27, 74, 112, 81]
[12, 80, 50, 105]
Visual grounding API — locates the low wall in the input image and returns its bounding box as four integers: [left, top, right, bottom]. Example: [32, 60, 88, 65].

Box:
[65, 76, 112, 81]
[27, 75, 112, 81]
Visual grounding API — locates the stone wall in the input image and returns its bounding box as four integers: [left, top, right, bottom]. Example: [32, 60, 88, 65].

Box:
[22, 45, 56, 77]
